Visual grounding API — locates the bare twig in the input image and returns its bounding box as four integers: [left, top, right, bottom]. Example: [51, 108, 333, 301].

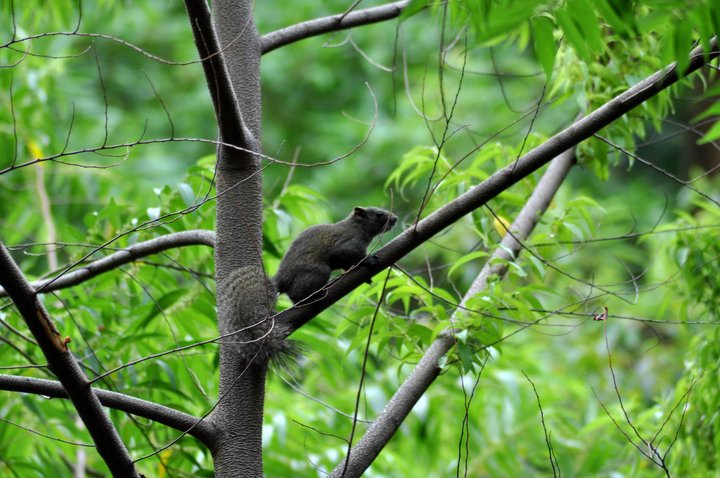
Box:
[523, 371, 561, 477]
[0, 416, 93, 447]
[596, 134, 720, 207]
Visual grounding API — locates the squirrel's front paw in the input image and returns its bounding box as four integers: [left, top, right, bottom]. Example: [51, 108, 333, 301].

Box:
[366, 254, 380, 266]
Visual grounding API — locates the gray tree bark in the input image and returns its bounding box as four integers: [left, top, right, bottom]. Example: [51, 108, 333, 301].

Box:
[210, 0, 266, 475]
[184, 0, 267, 476]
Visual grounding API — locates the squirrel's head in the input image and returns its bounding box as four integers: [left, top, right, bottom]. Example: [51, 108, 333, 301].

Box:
[351, 206, 397, 234]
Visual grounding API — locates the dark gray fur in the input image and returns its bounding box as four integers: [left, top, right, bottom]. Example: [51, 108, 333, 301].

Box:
[274, 206, 397, 303]
[220, 207, 396, 366]
[218, 266, 297, 367]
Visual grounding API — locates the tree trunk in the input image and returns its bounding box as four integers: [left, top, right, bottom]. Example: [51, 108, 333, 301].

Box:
[205, 0, 266, 476]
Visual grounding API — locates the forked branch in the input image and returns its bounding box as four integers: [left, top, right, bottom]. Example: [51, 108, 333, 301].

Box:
[329, 147, 576, 478]
[183, 0, 251, 147]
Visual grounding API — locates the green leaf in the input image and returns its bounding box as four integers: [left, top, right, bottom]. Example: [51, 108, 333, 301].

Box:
[456, 340, 475, 371]
[508, 260, 527, 278]
[673, 20, 692, 76]
[695, 7, 714, 61]
[567, 0, 603, 54]
[401, 0, 430, 19]
[475, 318, 503, 346]
[637, 10, 671, 35]
[138, 289, 188, 328]
[473, 0, 546, 44]
[448, 250, 489, 277]
[177, 182, 195, 207]
[527, 255, 545, 279]
[694, 101, 720, 124]
[698, 120, 720, 145]
[593, 0, 631, 35]
[556, 8, 590, 62]
[263, 232, 282, 258]
[531, 15, 556, 78]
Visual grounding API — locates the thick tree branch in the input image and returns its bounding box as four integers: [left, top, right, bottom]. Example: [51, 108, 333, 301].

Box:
[0, 374, 217, 449]
[260, 1, 411, 54]
[0, 244, 140, 478]
[0, 230, 215, 298]
[277, 37, 720, 339]
[329, 147, 577, 478]
[184, 0, 252, 147]
[190, 1, 267, 477]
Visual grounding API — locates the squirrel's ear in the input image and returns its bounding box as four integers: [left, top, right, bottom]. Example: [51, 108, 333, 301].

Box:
[353, 207, 366, 216]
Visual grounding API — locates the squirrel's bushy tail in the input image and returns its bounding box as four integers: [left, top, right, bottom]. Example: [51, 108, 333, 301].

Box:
[217, 266, 297, 368]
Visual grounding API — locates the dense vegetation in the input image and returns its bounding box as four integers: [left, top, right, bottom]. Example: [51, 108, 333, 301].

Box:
[0, 1, 719, 476]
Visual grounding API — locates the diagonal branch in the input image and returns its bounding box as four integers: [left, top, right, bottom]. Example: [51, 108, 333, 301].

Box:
[183, 0, 252, 147]
[260, 1, 411, 54]
[0, 230, 215, 297]
[328, 147, 576, 478]
[0, 374, 217, 449]
[276, 37, 720, 340]
[459, 150, 577, 300]
[0, 243, 140, 478]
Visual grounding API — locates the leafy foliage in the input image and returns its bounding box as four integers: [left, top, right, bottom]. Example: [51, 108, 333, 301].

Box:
[0, 0, 719, 477]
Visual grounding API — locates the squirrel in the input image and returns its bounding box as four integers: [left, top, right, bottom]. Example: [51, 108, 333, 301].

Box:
[217, 265, 294, 367]
[274, 206, 397, 303]
[219, 206, 397, 366]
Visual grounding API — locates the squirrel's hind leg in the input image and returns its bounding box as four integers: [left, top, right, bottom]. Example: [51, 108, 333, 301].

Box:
[286, 266, 331, 304]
